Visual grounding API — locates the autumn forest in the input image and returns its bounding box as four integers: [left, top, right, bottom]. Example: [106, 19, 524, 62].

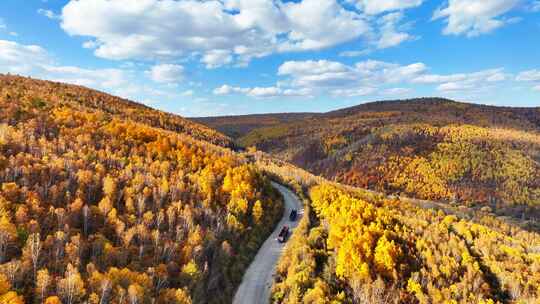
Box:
[1, 75, 540, 304]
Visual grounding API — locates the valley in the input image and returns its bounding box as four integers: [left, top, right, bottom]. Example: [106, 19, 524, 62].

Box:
[3, 1, 540, 303]
[0, 75, 539, 304]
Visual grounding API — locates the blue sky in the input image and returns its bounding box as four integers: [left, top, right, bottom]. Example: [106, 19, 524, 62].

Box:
[0, 0, 539, 116]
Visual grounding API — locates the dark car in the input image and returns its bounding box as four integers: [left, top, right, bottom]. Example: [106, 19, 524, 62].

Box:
[289, 209, 298, 221]
[277, 226, 289, 243]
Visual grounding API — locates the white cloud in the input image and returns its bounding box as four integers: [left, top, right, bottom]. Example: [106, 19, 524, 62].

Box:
[148, 64, 184, 84]
[247, 86, 283, 98]
[382, 87, 412, 95]
[516, 69, 540, 82]
[331, 87, 377, 97]
[249, 59, 513, 98]
[278, 60, 356, 88]
[215, 58, 525, 100]
[517, 69, 540, 92]
[217, 59, 428, 99]
[432, 0, 520, 37]
[82, 40, 99, 49]
[354, 60, 427, 83]
[412, 68, 507, 88]
[278, 0, 370, 52]
[0, 39, 129, 93]
[437, 82, 472, 92]
[348, 0, 424, 15]
[38, 9, 61, 20]
[375, 12, 414, 49]
[201, 50, 233, 69]
[276, 59, 426, 95]
[213, 84, 312, 98]
[0, 40, 51, 74]
[427, 69, 507, 92]
[60, 0, 372, 67]
[339, 50, 371, 57]
[213, 85, 236, 96]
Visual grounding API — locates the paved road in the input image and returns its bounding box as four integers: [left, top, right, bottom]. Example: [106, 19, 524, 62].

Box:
[233, 182, 303, 304]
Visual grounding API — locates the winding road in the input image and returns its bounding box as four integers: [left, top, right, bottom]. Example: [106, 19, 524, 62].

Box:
[233, 182, 303, 304]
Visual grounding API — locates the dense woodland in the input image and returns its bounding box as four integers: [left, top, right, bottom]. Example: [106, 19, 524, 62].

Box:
[193, 113, 317, 140]
[199, 99, 540, 219]
[271, 183, 540, 304]
[3, 75, 540, 304]
[0, 75, 283, 303]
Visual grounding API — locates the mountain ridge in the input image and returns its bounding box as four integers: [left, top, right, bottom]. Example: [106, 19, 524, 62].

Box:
[193, 97, 540, 140]
[194, 97, 540, 219]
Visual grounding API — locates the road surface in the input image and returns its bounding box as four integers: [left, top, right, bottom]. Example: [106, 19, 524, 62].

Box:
[233, 182, 303, 304]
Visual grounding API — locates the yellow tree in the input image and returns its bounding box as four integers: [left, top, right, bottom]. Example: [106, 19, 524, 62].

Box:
[36, 269, 51, 303]
[252, 200, 264, 224]
[0, 209, 16, 263]
[58, 263, 86, 304]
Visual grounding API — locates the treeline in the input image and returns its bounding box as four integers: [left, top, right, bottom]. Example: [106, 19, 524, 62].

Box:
[0, 76, 283, 303]
[272, 184, 540, 303]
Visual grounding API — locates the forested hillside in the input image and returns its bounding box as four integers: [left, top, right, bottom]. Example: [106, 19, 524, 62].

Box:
[198, 99, 540, 218]
[3, 75, 540, 304]
[192, 113, 317, 139]
[272, 183, 540, 304]
[1, 75, 233, 148]
[0, 75, 283, 303]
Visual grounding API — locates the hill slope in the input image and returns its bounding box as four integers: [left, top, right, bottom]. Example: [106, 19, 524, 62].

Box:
[195, 98, 540, 215]
[0, 75, 282, 304]
[1, 75, 233, 148]
[192, 112, 318, 139]
[272, 182, 540, 303]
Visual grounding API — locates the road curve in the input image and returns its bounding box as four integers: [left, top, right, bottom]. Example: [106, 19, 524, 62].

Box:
[233, 182, 303, 304]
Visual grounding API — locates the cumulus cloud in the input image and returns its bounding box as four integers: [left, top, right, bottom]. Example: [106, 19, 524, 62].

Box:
[201, 50, 233, 69]
[376, 12, 415, 49]
[432, 0, 520, 37]
[148, 64, 184, 84]
[278, 60, 357, 87]
[216, 59, 428, 99]
[0, 40, 51, 74]
[213, 85, 236, 96]
[60, 0, 372, 67]
[277, 0, 370, 52]
[214, 58, 518, 99]
[354, 60, 427, 83]
[0, 39, 129, 93]
[349, 0, 424, 15]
